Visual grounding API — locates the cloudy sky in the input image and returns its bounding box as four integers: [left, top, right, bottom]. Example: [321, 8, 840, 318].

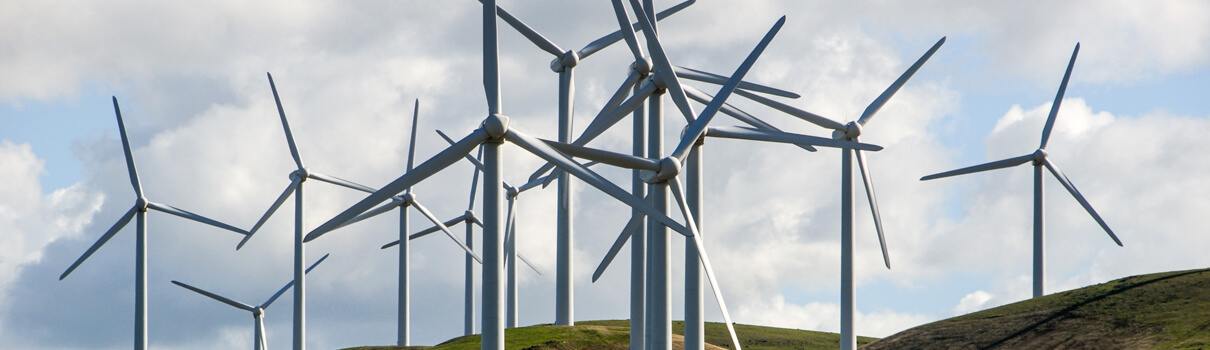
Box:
[2, 0, 1209, 349]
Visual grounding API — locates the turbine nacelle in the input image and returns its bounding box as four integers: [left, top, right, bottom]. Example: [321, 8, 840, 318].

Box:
[639, 157, 682, 184]
[832, 121, 863, 140]
[290, 168, 310, 182]
[549, 50, 580, 72]
[1032, 148, 1048, 165]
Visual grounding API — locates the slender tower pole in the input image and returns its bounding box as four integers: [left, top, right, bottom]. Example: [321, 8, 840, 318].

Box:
[465, 220, 476, 335]
[840, 149, 855, 350]
[398, 206, 410, 345]
[684, 140, 704, 350]
[482, 139, 505, 350]
[293, 180, 306, 350]
[555, 65, 576, 326]
[135, 210, 147, 350]
[646, 93, 671, 350]
[1033, 163, 1044, 298]
[630, 76, 648, 350]
[506, 197, 519, 328]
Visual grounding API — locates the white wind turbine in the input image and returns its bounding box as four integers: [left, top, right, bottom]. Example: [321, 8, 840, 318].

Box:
[237, 73, 472, 350]
[301, 1, 775, 348]
[287, 100, 479, 346]
[59, 97, 249, 350]
[488, 0, 696, 325]
[921, 43, 1122, 298]
[726, 36, 945, 350]
[171, 254, 330, 350]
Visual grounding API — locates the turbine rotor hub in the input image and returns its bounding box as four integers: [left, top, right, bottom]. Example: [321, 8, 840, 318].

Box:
[640, 157, 682, 184]
[631, 57, 654, 76]
[1032, 149, 1048, 165]
[253, 307, 264, 317]
[135, 197, 149, 211]
[484, 113, 510, 140]
[550, 50, 580, 72]
[832, 121, 863, 140]
[291, 168, 310, 182]
[505, 186, 519, 198]
[401, 192, 416, 204]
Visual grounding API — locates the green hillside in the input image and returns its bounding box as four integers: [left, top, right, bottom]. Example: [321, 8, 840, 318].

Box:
[343, 320, 877, 350]
[864, 268, 1210, 349]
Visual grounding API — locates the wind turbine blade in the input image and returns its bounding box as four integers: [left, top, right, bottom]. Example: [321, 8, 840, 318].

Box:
[147, 202, 248, 235]
[855, 150, 890, 269]
[537, 161, 600, 190]
[668, 177, 742, 350]
[111, 97, 144, 198]
[261, 254, 329, 309]
[483, 0, 501, 114]
[858, 37, 946, 126]
[408, 100, 420, 172]
[267, 73, 305, 171]
[591, 215, 641, 282]
[674, 65, 800, 99]
[1040, 43, 1079, 150]
[609, 0, 645, 61]
[540, 139, 660, 171]
[336, 200, 403, 231]
[171, 280, 256, 312]
[307, 172, 376, 194]
[437, 130, 487, 171]
[919, 153, 1034, 181]
[527, 78, 654, 183]
[705, 126, 882, 151]
[305, 253, 330, 274]
[732, 89, 845, 131]
[413, 201, 483, 263]
[577, 0, 696, 59]
[240, 181, 299, 250]
[1042, 158, 1123, 246]
[61, 206, 138, 280]
[628, 0, 696, 124]
[493, 3, 565, 57]
[682, 85, 817, 152]
[468, 146, 484, 211]
[505, 129, 689, 234]
[306, 128, 489, 242]
[671, 16, 786, 163]
[504, 196, 516, 250]
[517, 253, 544, 276]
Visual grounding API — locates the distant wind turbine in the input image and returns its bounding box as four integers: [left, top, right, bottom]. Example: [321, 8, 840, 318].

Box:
[59, 97, 249, 350]
[172, 254, 330, 350]
[921, 43, 1123, 298]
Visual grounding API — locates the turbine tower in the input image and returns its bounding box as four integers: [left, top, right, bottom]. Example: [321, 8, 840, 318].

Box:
[59, 97, 249, 350]
[489, 0, 695, 326]
[920, 43, 1123, 298]
[171, 254, 330, 350]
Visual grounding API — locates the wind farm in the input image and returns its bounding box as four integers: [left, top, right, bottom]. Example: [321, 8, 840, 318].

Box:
[10, 1, 1206, 350]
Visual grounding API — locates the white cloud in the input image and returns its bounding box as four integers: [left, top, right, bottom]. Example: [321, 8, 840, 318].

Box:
[952, 290, 993, 315]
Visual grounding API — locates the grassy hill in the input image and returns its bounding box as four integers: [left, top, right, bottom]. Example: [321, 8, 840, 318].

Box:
[863, 267, 1210, 349]
[343, 320, 877, 350]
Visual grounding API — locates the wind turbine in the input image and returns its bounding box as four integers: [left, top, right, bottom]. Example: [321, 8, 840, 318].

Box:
[921, 43, 1122, 298]
[59, 97, 249, 350]
[302, 1, 773, 348]
[720, 35, 944, 350]
[296, 100, 479, 345]
[488, 0, 696, 326]
[237, 73, 445, 350]
[171, 254, 330, 350]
